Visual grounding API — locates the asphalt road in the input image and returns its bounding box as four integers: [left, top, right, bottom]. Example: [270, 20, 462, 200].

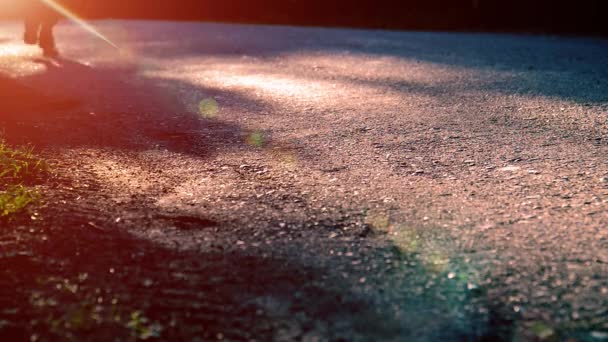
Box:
[1, 20, 608, 341]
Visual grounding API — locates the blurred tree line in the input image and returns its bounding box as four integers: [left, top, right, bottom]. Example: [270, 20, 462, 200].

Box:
[6, 0, 608, 35]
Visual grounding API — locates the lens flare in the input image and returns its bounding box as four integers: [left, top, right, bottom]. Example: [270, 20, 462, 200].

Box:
[39, 0, 119, 49]
[246, 131, 266, 147]
[198, 98, 219, 118]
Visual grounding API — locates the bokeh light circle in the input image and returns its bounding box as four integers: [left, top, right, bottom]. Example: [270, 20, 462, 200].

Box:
[198, 98, 219, 118]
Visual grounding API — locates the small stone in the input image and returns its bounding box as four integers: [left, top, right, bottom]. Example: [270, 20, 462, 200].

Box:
[499, 165, 520, 172]
[527, 169, 540, 175]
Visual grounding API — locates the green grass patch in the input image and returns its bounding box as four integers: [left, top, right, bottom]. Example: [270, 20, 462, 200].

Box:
[0, 140, 47, 218]
[0, 185, 40, 217]
[0, 142, 47, 182]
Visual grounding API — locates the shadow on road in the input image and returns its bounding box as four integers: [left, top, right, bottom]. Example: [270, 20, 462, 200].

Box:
[1, 207, 405, 340]
[4, 23, 600, 340]
[0, 54, 417, 340]
[132, 23, 608, 105]
[0, 56, 506, 339]
[0, 56, 262, 160]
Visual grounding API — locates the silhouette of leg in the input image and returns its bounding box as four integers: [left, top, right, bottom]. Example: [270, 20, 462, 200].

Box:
[39, 22, 59, 57]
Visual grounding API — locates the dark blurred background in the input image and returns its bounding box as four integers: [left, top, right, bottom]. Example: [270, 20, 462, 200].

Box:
[4, 0, 608, 35]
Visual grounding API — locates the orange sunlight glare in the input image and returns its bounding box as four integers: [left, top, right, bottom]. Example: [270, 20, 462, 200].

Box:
[39, 0, 119, 49]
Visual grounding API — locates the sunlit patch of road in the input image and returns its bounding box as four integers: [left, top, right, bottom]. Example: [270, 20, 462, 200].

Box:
[0, 41, 46, 77]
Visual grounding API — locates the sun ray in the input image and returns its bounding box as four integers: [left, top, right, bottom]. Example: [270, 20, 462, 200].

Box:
[39, 0, 119, 49]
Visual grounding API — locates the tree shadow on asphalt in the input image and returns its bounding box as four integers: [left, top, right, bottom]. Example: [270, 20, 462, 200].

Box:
[0, 65, 507, 340]
[118, 21, 608, 154]
[128, 22, 608, 105]
[0, 26, 548, 339]
[0, 136, 425, 340]
[0, 56, 266, 159]
[345, 32, 608, 105]
[0, 56, 414, 340]
[0, 210, 406, 340]
[1, 186, 508, 340]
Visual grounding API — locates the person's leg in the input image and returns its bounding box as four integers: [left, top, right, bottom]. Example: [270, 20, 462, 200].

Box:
[39, 19, 59, 57]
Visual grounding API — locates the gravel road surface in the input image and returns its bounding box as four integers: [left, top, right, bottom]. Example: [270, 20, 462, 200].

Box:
[1, 20, 608, 341]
